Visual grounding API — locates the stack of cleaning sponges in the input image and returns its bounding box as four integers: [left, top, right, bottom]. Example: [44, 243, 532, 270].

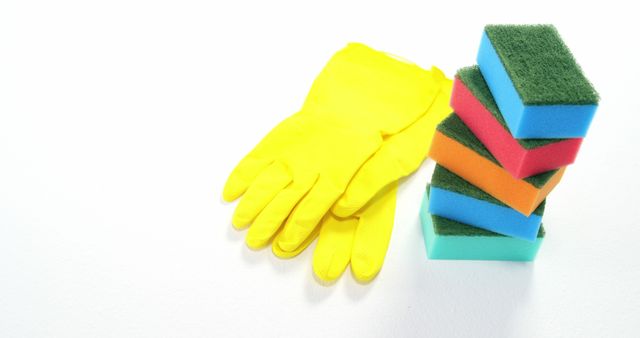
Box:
[421, 24, 599, 261]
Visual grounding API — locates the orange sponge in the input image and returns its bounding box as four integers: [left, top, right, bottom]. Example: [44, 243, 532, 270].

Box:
[429, 114, 565, 216]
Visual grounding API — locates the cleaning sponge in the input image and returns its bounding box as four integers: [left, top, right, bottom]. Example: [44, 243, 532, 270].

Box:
[420, 190, 544, 261]
[477, 24, 599, 138]
[429, 165, 544, 241]
[452, 66, 583, 178]
[429, 113, 565, 216]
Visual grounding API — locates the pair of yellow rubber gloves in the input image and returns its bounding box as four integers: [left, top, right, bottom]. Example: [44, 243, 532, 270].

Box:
[223, 43, 453, 283]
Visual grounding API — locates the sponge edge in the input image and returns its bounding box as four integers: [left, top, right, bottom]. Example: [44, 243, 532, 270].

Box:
[429, 115, 565, 216]
[420, 191, 544, 261]
[477, 27, 598, 138]
[452, 68, 583, 178]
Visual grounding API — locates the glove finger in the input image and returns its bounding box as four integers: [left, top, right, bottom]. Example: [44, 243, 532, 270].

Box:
[223, 155, 273, 202]
[333, 79, 453, 217]
[312, 213, 358, 283]
[351, 181, 398, 283]
[231, 161, 292, 229]
[245, 174, 317, 249]
[222, 114, 305, 202]
[275, 177, 343, 252]
[272, 226, 320, 259]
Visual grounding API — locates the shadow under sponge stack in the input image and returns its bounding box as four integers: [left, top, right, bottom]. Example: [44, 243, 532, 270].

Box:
[421, 24, 599, 261]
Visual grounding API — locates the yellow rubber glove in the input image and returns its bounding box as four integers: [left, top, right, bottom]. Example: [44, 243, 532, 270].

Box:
[273, 182, 397, 283]
[223, 43, 446, 251]
[332, 74, 454, 218]
[273, 80, 453, 282]
[314, 182, 398, 283]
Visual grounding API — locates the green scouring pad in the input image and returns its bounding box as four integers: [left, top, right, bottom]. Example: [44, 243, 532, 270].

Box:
[456, 66, 560, 149]
[437, 113, 558, 189]
[432, 164, 545, 216]
[452, 66, 584, 178]
[477, 24, 599, 138]
[429, 113, 565, 216]
[429, 165, 545, 241]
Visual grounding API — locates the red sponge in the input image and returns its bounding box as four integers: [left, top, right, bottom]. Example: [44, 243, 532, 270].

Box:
[452, 67, 583, 179]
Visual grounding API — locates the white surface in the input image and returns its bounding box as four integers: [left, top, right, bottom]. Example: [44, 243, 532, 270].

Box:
[1, 1, 640, 337]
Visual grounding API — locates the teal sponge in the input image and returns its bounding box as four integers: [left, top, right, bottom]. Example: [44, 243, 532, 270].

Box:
[420, 190, 544, 261]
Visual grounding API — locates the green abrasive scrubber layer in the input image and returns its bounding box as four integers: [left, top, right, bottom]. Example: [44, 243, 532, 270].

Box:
[484, 25, 598, 105]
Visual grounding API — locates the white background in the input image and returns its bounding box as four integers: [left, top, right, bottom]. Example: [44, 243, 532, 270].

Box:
[1, 1, 639, 337]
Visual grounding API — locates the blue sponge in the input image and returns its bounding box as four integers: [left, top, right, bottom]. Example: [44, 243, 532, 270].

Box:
[429, 186, 543, 242]
[477, 26, 599, 138]
[420, 190, 544, 261]
[429, 166, 544, 241]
